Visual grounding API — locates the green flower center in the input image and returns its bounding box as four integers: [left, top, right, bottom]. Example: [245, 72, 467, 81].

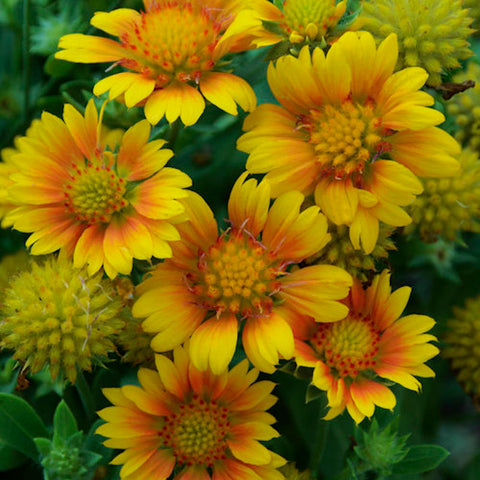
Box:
[64, 163, 128, 224]
[311, 314, 380, 379]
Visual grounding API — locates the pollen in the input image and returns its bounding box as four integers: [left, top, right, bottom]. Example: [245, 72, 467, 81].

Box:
[63, 163, 127, 224]
[119, 2, 221, 87]
[192, 229, 284, 317]
[281, 0, 347, 43]
[160, 395, 229, 467]
[311, 313, 380, 379]
[303, 101, 386, 181]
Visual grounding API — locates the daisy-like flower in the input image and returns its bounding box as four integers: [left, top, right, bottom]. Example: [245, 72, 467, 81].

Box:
[133, 173, 352, 374]
[55, 0, 257, 126]
[5, 99, 191, 279]
[237, 32, 460, 254]
[230, 0, 347, 49]
[96, 346, 286, 480]
[292, 271, 439, 424]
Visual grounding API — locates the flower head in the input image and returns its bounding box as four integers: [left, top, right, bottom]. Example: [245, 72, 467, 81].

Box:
[0, 254, 124, 383]
[465, 0, 480, 34]
[405, 148, 480, 242]
[355, 0, 474, 86]
[96, 346, 286, 480]
[447, 62, 480, 150]
[133, 173, 352, 374]
[237, 32, 460, 254]
[230, 0, 348, 51]
[5, 99, 191, 278]
[55, 0, 257, 126]
[292, 271, 438, 423]
[444, 295, 480, 402]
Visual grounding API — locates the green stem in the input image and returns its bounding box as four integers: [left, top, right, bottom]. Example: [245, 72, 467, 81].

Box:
[168, 118, 182, 149]
[75, 370, 96, 423]
[309, 409, 330, 474]
[22, 0, 31, 125]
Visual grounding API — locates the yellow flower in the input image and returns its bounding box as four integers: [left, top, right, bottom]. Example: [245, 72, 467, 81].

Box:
[55, 0, 257, 126]
[5, 99, 191, 279]
[444, 296, 480, 401]
[465, 0, 480, 34]
[96, 345, 286, 480]
[447, 62, 480, 150]
[229, 0, 347, 49]
[133, 173, 352, 374]
[237, 32, 460, 254]
[291, 271, 438, 423]
[0, 254, 124, 383]
[405, 148, 480, 242]
[355, 0, 474, 86]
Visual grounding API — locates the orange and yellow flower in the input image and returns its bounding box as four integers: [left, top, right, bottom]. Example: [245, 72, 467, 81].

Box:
[96, 346, 286, 480]
[55, 0, 257, 126]
[133, 173, 352, 374]
[5, 99, 191, 279]
[291, 271, 438, 424]
[237, 31, 460, 254]
[229, 0, 347, 48]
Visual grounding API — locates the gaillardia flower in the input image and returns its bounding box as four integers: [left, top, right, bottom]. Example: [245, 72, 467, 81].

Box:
[355, 0, 474, 86]
[237, 32, 460, 254]
[133, 173, 352, 374]
[229, 0, 347, 50]
[292, 271, 438, 423]
[444, 295, 480, 402]
[96, 346, 286, 480]
[0, 254, 124, 383]
[5, 99, 191, 278]
[405, 148, 480, 242]
[55, 0, 257, 126]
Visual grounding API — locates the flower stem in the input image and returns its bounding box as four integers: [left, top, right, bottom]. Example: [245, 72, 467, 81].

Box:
[75, 370, 96, 423]
[310, 410, 329, 474]
[22, 0, 31, 125]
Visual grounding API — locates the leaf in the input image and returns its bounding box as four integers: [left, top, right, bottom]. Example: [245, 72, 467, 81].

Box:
[53, 400, 78, 446]
[33, 438, 52, 457]
[391, 445, 449, 475]
[0, 393, 49, 461]
[0, 438, 27, 471]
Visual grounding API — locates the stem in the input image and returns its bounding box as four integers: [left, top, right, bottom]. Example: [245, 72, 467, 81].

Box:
[22, 0, 31, 125]
[168, 118, 182, 148]
[75, 370, 96, 423]
[309, 408, 330, 474]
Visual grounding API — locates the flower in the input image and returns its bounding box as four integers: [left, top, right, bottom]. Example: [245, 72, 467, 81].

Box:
[355, 0, 474, 86]
[446, 61, 480, 150]
[133, 173, 352, 374]
[444, 295, 480, 401]
[0, 142, 21, 226]
[292, 271, 439, 423]
[237, 32, 460, 254]
[55, 0, 257, 126]
[465, 0, 480, 34]
[5, 99, 191, 278]
[0, 254, 124, 383]
[96, 345, 286, 480]
[280, 463, 311, 480]
[405, 148, 480, 242]
[229, 0, 348, 51]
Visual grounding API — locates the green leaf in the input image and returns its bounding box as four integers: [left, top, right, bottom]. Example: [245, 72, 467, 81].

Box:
[0, 438, 27, 471]
[0, 393, 49, 460]
[391, 445, 449, 475]
[33, 438, 52, 457]
[53, 400, 78, 446]
[44, 54, 74, 78]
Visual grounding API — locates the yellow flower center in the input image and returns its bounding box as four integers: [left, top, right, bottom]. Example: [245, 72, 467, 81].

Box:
[160, 395, 229, 467]
[64, 163, 128, 224]
[311, 314, 380, 379]
[282, 0, 345, 42]
[119, 2, 222, 87]
[302, 99, 390, 184]
[190, 230, 284, 317]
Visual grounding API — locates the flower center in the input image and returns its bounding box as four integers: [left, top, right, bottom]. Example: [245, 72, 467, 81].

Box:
[119, 2, 222, 87]
[63, 163, 128, 224]
[301, 99, 391, 184]
[160, 395, 229, 467]
[190, 230, 284, 317]
[282, 0, 345, 42]
[310, 314, 380, 379]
